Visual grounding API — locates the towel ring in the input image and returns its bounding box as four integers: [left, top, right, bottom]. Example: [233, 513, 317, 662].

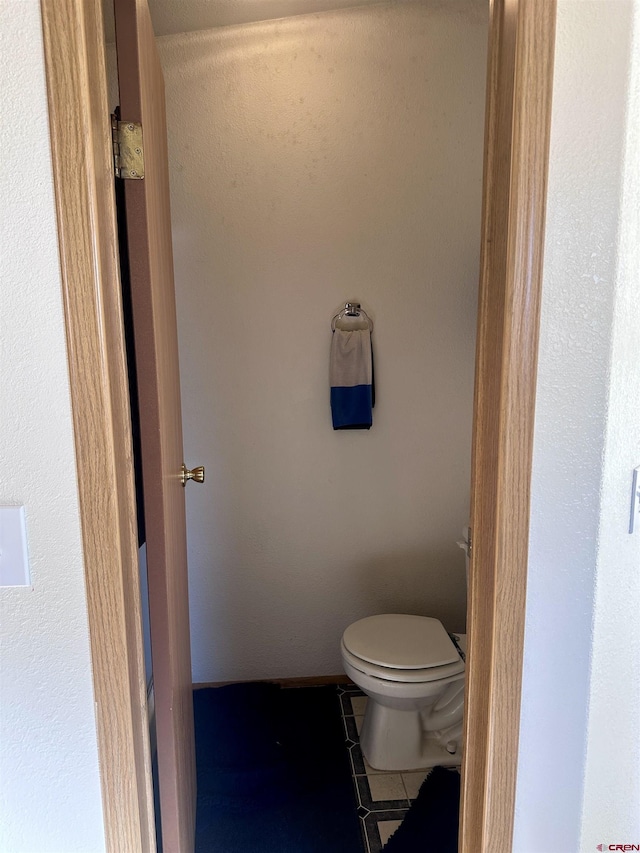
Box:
[331, 302, 374, 332]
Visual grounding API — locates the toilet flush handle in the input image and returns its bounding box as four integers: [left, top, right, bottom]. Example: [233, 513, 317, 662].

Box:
[181, 464, 205, 486]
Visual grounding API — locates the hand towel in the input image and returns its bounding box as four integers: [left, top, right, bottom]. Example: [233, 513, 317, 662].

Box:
[330, 329, 374, 430]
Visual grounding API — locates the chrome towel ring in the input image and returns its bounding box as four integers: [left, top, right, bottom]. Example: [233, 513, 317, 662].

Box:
[331, 302, 374, 331]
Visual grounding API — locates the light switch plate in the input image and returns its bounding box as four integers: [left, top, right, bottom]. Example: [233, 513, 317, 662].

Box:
[0, 506, 31, 587]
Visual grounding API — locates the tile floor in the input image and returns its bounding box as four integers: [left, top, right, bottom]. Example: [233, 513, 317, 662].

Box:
[337, 684, 436, 853]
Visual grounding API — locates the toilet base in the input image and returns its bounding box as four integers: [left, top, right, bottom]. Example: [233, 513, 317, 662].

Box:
[359, 702, 463, 772]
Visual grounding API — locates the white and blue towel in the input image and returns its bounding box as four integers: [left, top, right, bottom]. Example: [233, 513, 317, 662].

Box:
[330, 329, 374, 430]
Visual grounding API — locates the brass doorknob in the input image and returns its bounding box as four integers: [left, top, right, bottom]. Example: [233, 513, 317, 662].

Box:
[181, 464, 205, 486]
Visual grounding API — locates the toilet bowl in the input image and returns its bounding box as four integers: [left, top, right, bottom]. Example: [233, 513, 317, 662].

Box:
[340, 614, 466, 771]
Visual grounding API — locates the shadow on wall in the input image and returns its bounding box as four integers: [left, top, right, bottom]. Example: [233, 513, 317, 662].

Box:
[187, 540, 468, 683]
[351, 549, 468, 635]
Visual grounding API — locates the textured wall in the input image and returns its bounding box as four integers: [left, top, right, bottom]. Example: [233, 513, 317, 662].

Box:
[158, 1, 488, 682]
[580, 0, 640, 845]
[144, 0, 486, 37]
[514, 2, 640, 851]
[0, 3, 105, 850]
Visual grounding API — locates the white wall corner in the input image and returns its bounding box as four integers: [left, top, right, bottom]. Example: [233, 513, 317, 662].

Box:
[0, 2, 106, 850]
[579, 0, 640, 847]
[514, 2, 640, 851]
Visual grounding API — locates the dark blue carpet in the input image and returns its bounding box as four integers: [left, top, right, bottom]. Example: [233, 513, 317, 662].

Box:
[193, 683, 364, 852]
[382, 766, 460, 852]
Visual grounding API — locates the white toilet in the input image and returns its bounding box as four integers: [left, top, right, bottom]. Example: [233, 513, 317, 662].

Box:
[340, 613, 467, 771]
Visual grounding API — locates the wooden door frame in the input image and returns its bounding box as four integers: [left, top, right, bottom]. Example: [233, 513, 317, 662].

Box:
[459, 2, 556, 850]
[40, 0, 556, 850]
[40, 1, 156, 850]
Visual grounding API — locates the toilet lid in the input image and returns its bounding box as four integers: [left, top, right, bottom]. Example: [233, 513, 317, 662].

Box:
[342, 614, 460, 669]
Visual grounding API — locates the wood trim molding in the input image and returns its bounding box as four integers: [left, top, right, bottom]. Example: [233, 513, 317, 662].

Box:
[459, 1, 557, 851]
[40, 1, 155, 850]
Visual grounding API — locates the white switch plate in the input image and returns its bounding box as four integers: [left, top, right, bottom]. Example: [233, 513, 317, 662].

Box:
[630, 467, 640, 534]
[0, 506, 31, 587]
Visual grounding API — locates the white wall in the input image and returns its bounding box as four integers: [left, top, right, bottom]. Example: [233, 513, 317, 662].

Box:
[580, 2, 640, 845]
[0, 2, 106, 851]
[158, 1, 487, 682]
[514, 2, 640, 851]
[147, 0, 484, 38]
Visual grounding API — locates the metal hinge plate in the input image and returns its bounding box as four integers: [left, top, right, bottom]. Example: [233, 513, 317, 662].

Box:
[111, 114, 144, 179]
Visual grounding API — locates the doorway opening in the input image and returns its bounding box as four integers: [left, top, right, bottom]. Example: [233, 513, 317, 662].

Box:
[43, 3, 552, 849]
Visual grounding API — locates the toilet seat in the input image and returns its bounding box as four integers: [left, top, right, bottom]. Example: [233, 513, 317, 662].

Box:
[341, 615, 465, 685]
[341, 640, 464, 684]
[343, 614, 461, 668]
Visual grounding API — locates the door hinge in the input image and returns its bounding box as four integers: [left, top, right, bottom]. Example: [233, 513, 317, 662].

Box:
[111, 114, 144, 179]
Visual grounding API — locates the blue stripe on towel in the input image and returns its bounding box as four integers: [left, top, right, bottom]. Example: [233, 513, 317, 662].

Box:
[331, 384, 373, 430]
